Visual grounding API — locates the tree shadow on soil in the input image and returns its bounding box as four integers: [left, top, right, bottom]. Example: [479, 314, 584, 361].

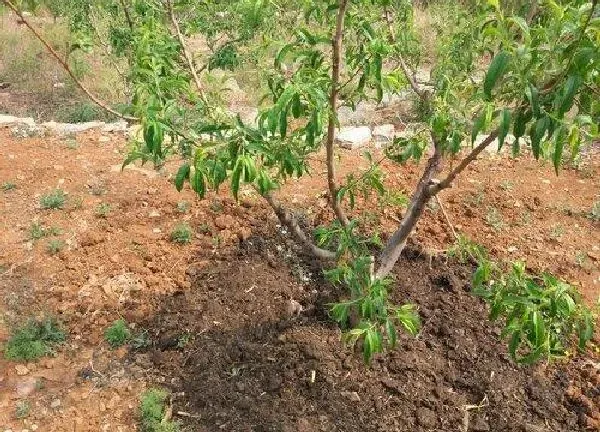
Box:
[131, 233, 597, 432]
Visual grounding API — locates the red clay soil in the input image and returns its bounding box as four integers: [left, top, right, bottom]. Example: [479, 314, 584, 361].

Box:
[0, 127, 598, 431]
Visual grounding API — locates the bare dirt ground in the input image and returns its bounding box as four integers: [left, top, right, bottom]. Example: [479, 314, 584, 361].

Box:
[0, 126, 598, 431]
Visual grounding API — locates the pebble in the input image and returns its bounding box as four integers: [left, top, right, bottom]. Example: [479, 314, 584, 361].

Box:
[152, 228, 162, 234]
[15, 365, 29, 376]
[340, 391, 361, 402]
[50, 399, 61, 409]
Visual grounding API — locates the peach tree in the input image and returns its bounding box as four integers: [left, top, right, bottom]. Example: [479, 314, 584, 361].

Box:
[5, 0, 598, 362]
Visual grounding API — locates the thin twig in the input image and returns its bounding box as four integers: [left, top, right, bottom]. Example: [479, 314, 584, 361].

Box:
[383, 6, 425, 98]
[117, 0, 134, 30]
[2, 0, 138, 122]
[435, 195, 457, 240]
[165, 0, 206, 101]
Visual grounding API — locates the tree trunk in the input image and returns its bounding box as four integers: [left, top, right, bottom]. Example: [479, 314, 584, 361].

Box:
[375, 149, 442, 279]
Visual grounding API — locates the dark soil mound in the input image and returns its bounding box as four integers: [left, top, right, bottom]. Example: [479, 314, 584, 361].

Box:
[137, 231, 599, 432]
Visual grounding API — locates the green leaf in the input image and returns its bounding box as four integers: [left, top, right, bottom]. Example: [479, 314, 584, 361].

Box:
[498, 109, 511, 151]
[231, 161, 242, 201]
[191, 170, 206, 199]
[174, 163, 190, 192]
[385, 319, 397, 348]
[525, 84, 540, 117]
[552, 126, 566, 175]
[556, 75, 581, 118]
[279, 106, 288, 138]
[396, 304, 421, 336]
[484, 51, 510, 100]
[530, 116, 548, 159]
[531, 310, 545, 347]
[508, 330, 521, 359]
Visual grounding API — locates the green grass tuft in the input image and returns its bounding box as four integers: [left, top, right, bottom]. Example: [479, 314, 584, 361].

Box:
[4, 318, 65, 361]
[140, 388, 180, 432]
[170, 223, 192, 244]
[40, 189, 66, 210]
[104, 319, 131, 348]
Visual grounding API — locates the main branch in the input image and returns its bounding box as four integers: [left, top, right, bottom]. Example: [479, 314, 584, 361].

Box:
[2, 0, 138, 122]
[325, 0, 350, 227]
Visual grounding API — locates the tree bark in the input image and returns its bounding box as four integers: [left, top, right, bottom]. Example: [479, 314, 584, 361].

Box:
[263, 192, 337, 261]
[325, 0, 350, 227]
[375, 147, 442, 279]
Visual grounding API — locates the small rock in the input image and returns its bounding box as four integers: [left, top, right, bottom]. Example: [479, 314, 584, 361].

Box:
[372, 124, 396, 145]
[31, 426, 38, 432]
[285, 299, 303, 317]
[336, 126, 372, 150]
[15, 365, 29, 376]
[50, 399, 61, 409]
[98, 136, 110, 143]
[152, 228, 162, 234]
[340, 391, 361, 402]
[416, 407, 437, 428]
[148, 210, 161, 218]
[215, 214, 235, 230]
[15, 377, 38, 397]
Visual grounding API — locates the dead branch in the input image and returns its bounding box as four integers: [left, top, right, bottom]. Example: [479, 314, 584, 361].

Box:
[2, 0, 138, 122]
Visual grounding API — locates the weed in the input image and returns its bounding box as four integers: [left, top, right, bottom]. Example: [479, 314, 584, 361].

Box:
[66, 139, 79, 150]
[40, 190, 66, 210]
[211, 234, 222, 248]
[56, 102, 104, 123]
[139, 388, 180, 432]
[465, 189, 485, 206]
[176, 201, 190, 213]
[4, 317, 65, 361]
[500, 180, 514, 191]
[71, 196, 84, 210]
[170, 223, 192, 244]
[96, 202, 112, 218]
[549, 224, 564, 240]
[589, 200, 600, 222]
[517, 210, 532, 226]
[485, 207, 504, 231]
[198, 223, 211, 235]
[426, 199, 440, 213]
[210, 200, 224, 213]
[104, 319, 131, 348]
[46, 239, 64, 255]
[177, 332, 191, 349]
[2, 181, 16, 191]
[575, 251, 588, 268]
[29, 222, 61, 241]
[447, 235, 487, 263]
[130, 330, 151, 349]
[15, 400, 30, 419]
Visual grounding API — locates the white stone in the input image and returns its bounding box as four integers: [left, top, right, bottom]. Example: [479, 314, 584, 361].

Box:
[0, 114, 35, 126]
[101, 121, 128, 133]
[372, 124, 396, 144]
[336, 126, 372, 150]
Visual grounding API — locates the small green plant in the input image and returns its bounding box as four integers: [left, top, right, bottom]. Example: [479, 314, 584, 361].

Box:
[2, 181, 17, 191]
[176, 200, 190, 213]
[198, 223, 211, 235]
[104, 319, 131, 348]
[65, 139, 79, 150]
[15, 400, 30, 419]
[130, 330, 151, 349]
[170, 223, 192, 244]
[499, 180, 514, 191]
[96, 202, 112, 218]
[46, 239, 64, 255]
[40, 189, 66, 210]
[549, 224, 565, 241]
[465, 189, 485, 206]
[485, 207, 504, 232]
[589, 200, 600, 222]
[517, 210, 532, 226]
[574, 251, 588, 268]
[140, 388, 180, 432]
[176, 332, 191, 349]
[29, 222, 61, 241]
[4, 317, 65, 361]
[473, 261, 595, 363]
[447, 234, 487, 264]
